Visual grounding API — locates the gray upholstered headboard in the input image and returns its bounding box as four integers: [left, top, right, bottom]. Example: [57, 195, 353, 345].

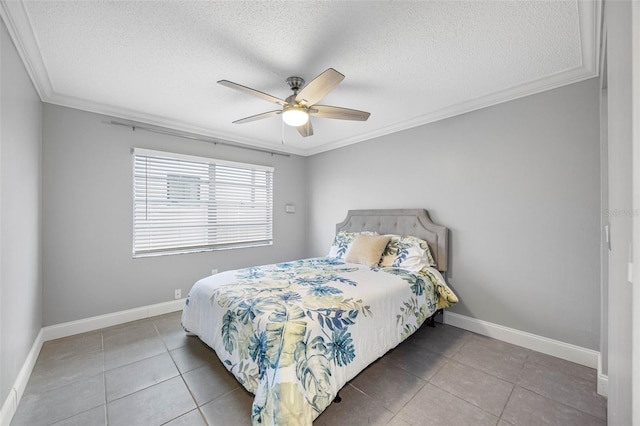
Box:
[335, 209, 448, 272]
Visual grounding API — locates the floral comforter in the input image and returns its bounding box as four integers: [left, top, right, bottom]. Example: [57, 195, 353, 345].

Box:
[181, 257, 456, 425]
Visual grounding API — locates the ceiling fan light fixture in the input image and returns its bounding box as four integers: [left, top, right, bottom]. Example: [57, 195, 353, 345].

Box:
[282, 106, 309, 127]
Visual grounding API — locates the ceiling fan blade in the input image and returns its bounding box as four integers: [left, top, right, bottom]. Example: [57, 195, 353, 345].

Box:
[295, 68, 345, 106]
[232, 110, 282, 124]
[218, 80, 288, 106]
[310, 105, 370, 121]
[296, 119, 313, 137]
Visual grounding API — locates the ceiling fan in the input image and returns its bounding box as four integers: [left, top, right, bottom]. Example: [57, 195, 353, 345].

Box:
[218, 68, 370, 137]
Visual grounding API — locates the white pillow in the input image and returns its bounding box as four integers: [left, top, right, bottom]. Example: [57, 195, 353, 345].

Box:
[344, 234, 391, 267]
[379, 235, 436, 270]
[327, 231, 377, 259]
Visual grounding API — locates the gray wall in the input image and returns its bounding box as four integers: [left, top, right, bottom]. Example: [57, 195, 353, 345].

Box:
[0, 20, 43, 404]
[42, 105, 308, 326]
[602, 1, 633, 424]
[307, 78, 601, 350]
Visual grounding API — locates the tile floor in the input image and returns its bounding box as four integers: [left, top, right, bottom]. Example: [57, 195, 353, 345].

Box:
[11, 311, 607, 426]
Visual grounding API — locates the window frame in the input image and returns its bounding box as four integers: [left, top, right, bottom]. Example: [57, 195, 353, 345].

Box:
[132, 148, 274, 258]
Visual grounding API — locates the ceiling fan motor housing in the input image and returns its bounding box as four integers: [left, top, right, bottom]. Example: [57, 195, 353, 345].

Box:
[286, 76, 305, 93]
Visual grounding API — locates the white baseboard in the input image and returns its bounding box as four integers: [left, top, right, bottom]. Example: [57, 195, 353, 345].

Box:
[42, 298, 185, 341]
[0, 298, 185, 425]
[597, 372, 609, 398]
[443, 311, 600, 369]
[0, 329, 43, 426]
[1, 303, 606, 425]
[444, 312, 609, 398]
[597, 353, 609, 398]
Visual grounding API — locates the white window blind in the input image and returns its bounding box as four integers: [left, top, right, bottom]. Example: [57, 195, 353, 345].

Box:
[133, 148, 274, 257]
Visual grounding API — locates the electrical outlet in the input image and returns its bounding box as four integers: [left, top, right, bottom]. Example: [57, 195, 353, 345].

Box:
[174, 289, 181, 299]
[211, 268, 218, 275]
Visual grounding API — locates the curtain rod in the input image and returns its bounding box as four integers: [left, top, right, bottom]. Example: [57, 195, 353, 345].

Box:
[106, 120, 291, 158]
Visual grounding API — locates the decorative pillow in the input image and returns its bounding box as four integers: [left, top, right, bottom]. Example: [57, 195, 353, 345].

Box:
[379, 235, 437, 270]
[345, 234, 392, 267]
[327, 230, 377, 259]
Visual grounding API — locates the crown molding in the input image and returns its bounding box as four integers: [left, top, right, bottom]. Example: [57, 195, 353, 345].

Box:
[2, 0, 601, 158]
[44, 91, 308, 157]
[0, 0, 52, 100]
[305, 65, 598, 156]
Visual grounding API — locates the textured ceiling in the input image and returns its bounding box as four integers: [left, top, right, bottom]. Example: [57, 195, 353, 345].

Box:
[1, 1, 599, 156]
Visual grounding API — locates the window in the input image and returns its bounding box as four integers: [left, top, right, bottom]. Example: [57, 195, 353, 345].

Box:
[133, 148, 274, 257]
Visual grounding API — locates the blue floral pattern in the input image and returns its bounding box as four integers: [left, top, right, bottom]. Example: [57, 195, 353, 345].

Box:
[379, 235, 437, 270]
[182, 257, 457, 425]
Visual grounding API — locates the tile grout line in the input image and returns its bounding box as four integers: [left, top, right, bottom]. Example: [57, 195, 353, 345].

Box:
[426, 335, 526, 422]
[496, 382, 517, 423]
[388, 343, 451, 381]
[349, 326, 470, 421]
[448, 338, 531, 385]
[514, 384, 608, 423]
[396, 380, 427, 413]
[154, 319, 211, 426]
[492, 346, 531, 422]
[101, 322, 185, 408]
[516, 352, 606, 422]
[427, 380, 502, 421]
[39, 333, 108, 426]
[24, 334, 107, 426]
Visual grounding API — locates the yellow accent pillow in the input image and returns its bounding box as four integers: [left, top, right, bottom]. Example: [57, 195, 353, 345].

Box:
[345, 234, 391, 267]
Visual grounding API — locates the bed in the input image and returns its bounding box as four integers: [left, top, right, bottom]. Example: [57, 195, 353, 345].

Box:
[181, 209, 458, 425]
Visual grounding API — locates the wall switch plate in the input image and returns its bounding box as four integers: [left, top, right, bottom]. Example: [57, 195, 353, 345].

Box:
[285, 204, 296, 213]
[174, 289, 181, 299]
[628, 262, 633, 283]
[211, 268, 218, 275]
